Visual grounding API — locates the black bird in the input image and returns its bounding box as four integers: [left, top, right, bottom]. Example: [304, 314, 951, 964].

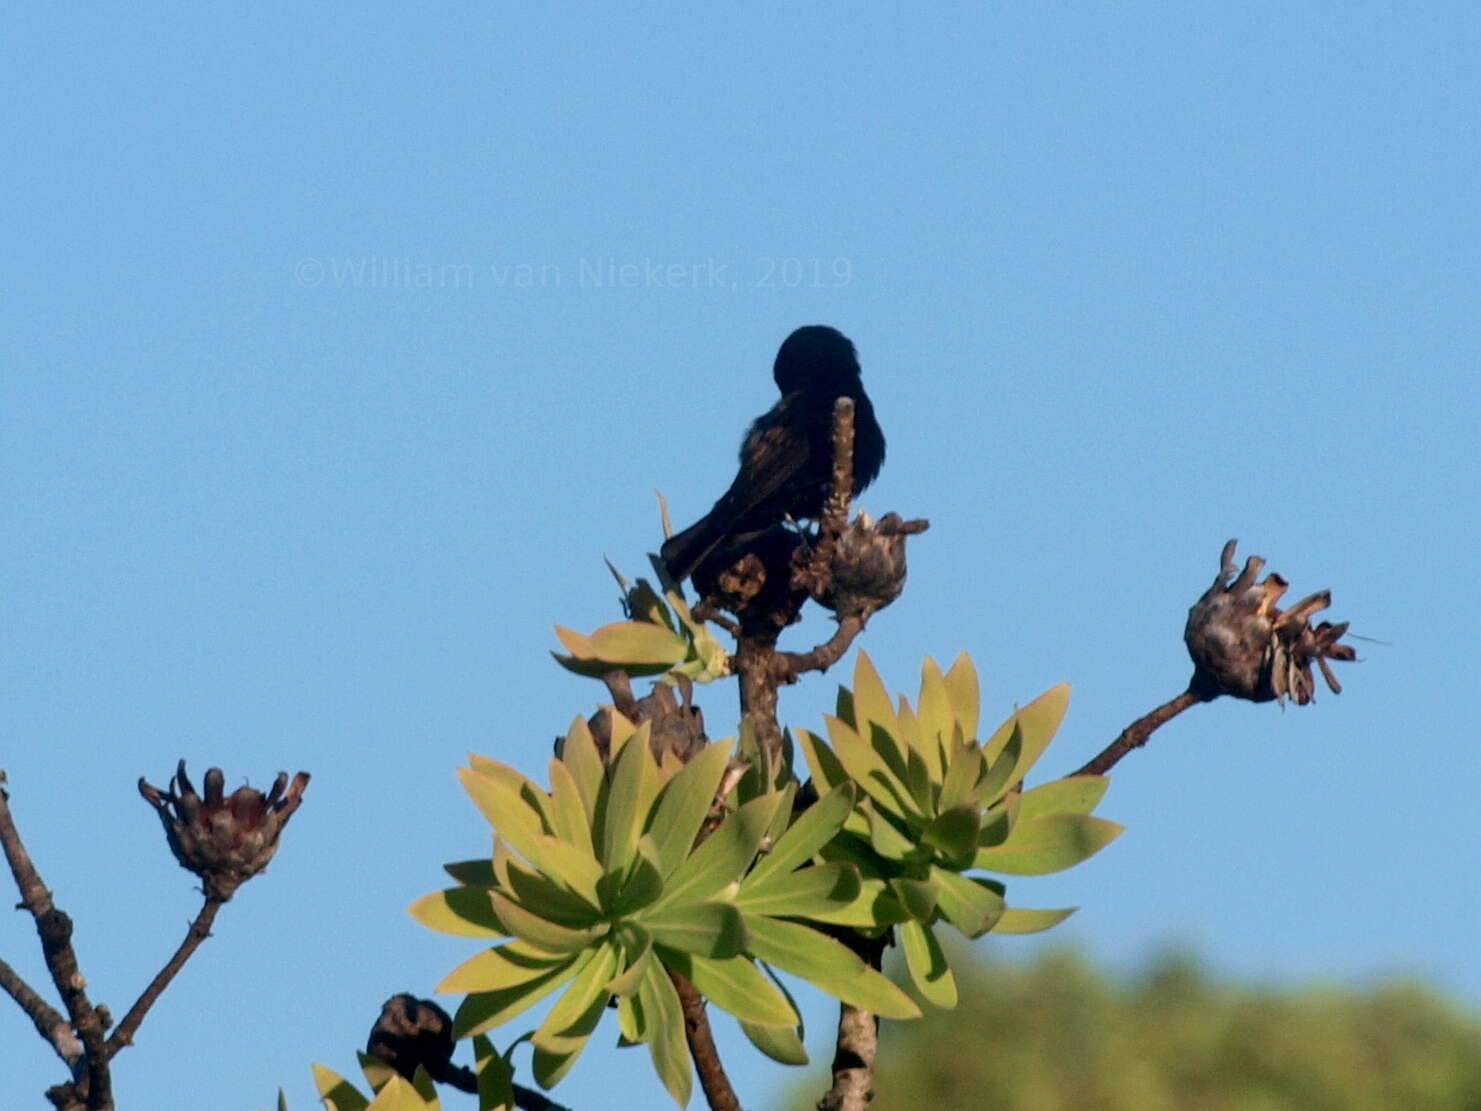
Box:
[660, 325, 886, 584]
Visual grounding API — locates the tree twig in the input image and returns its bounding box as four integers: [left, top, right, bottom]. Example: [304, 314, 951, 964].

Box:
[1070, 687, 1205, 777]
[0, 781, 112, 1109]
[0, 955, 79, 1066]
[670, 967, 743, 1111]
[441, 1065, 572, 1111]
[105, 894, 225, 1054]
[817, 933, 887, 1111]
[776, 613, 867, 682]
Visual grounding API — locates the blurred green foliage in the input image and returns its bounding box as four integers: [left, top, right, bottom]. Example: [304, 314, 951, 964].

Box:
[786, 947, 1481, 1111]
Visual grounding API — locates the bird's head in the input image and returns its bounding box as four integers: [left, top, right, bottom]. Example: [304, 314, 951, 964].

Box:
[773, 325, 861, 394]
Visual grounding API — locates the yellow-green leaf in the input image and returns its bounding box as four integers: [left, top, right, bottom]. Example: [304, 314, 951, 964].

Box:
[487, 890, 606, 953]
[993, 906, 1078, 934]
[942, 652, 980, 740]
[900, 919, 957, 1008]
[1016, 775, 1110, 821]
[974, 814, 1123, 876]
[588, 621, 689, 665]
[313, 1064, 370, 1111]
[982, 683, 1070, 783]
[408, 888, 505, 938]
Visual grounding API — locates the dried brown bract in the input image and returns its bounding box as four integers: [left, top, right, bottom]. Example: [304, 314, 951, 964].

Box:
[138, 761, 309, 900]
[587, 672, 710, 765]
[814, 511, 926, 619]
[1185, 539, 1355, 705]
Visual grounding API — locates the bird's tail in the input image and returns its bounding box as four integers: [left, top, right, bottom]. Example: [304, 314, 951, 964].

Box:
[660, 514, 726, 584]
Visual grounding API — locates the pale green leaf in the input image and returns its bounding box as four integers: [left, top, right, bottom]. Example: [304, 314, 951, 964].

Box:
[1016, 775, 1110, 821]
[588, 620, 689, 665]
[982, 683, 1070, 783]
[487, 890, 606, 953]
[737, 1019, 808, 1066]
[451, 957, 581, 1038]
[312, 1064, 370, 1111]
[743, 916, 921, 1019]
[646, 901, 746, 959]
[734, 861, 861, 918]
[647, 738, 733, 877]
[901, 919, 957, 1008]
[674, 954, 799, 1027]
[794, 727, 847, 794]
[992, 906, 1078, 934]
[851, 651, 899, 739]
[974, 814, 1123, 875]
[658, 792, 783, 907]
[942, 652, 980, 741]
[747, 782, 856, 888]
[439, 941, 572, 993]
[636, 961, 692, 1107]
[929, 868, 1006, 938]
[408, 887, 504, 938]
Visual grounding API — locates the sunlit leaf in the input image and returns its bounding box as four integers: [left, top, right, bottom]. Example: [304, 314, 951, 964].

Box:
[915, 656, 953, 775]
[599, 728, 659, 872]
[734, 861, 861, 918]
[559, 716, 604, 818]
[851, 652, 899, 739]
[408, 888, 505, 938]
[451, 956, 581, 1038]
[992, 906, 1078, 934]
[1016, 775, 1110, 821]
[974, 814, 1123, 875]
[647, 900, 747, 959]
[747, 782, 856, 887]
[312, 1064, 369, 1111]
[457, 768, 549, 871]
[588, 621, 690, 666]
[440, 941, 572, 993]
[658, 792, 784, 907]
[942, 652, 980, 741]
[487, 890, 606, 953]
[794, 726, 847, 793]
[647, 739, 733, 877]
[669, 953, 800, 1027]
[743, 916, 921, 1019]
[737, 1019, 808, 1066]
[636, 961, 692, 1107]
[929, 868, 1006, 938]
[982, 683, 1070, 783]
[901, 919, 957, 1008]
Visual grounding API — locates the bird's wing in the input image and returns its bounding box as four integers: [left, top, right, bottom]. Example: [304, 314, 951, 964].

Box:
[708, 394, 813, 526]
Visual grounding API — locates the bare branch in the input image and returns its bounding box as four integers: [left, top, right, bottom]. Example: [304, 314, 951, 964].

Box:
[776, 613, 867, 682]
[0, 781, 111, 1109]
[818, 934, 887, 1111]
[669, 967, 743, 1111]
[1069, 688, 1204, 777]
[0, 955, 79, 1066]
[105, 894, 225, 1055]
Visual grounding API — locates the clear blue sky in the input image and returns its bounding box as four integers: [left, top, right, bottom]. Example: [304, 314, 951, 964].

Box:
[3, 5, 1477, 1109]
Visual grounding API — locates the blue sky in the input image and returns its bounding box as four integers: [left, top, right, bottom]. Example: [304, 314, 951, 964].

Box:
[3, 4, 1477, 1109]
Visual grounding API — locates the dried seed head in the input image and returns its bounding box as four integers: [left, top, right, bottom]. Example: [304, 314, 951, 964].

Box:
[138, 760, 309, 900]
[366, 994, 457, 1082]
[1184, 539, 1356, 705]
[817, 512, 924, 618]
[585, 674, 710, 766]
